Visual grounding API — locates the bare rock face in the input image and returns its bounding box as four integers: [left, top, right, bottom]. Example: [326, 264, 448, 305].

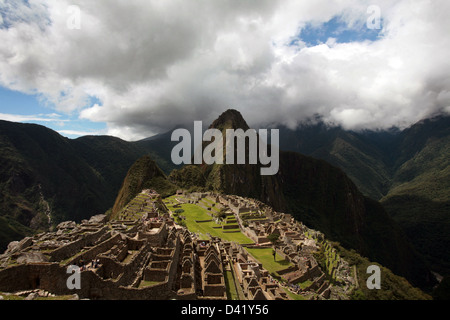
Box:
[38, 240, 62, 250]
[89, 214, 107, 224]
[69, 294, 80, 300]
[5, 241, 20, 254]
[2, 237, 33, 256]
[56, 221, 77, 230]
[16, 251, 49, 264]
[25, 292, 38, 300]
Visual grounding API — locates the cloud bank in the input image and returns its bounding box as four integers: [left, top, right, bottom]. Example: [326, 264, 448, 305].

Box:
[1, 0, 449, 140]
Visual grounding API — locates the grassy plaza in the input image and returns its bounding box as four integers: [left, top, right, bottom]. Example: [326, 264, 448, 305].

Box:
[245, 247, 293, 275]
[164, 196, 253, 244]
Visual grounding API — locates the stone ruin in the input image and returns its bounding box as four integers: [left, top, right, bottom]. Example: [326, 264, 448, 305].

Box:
[206, 193, 358, 300]
[0, 190, 357, 300]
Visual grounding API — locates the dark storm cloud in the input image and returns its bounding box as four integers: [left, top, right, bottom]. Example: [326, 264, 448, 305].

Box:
[1, 0, 449, 140]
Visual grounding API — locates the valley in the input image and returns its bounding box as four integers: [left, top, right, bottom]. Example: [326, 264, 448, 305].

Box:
[0, 189, 428, 300]
[0, 110, 448, 299]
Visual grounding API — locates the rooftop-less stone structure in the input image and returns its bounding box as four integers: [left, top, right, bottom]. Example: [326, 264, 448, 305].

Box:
[0, 190, 357, 300]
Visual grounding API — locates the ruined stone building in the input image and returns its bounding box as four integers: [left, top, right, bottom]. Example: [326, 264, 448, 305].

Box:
[0, 190, 357, 300]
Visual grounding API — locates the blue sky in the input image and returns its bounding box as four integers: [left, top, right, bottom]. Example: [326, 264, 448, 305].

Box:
[0, 87, 106, 138]
[0, 0, 448, 140]
[298, 16, 382, 47]
[0, 11, 381, 139]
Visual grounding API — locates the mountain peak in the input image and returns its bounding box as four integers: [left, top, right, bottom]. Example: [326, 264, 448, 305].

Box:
[209, 109, 250, 131]
[111, 155, 177, 218]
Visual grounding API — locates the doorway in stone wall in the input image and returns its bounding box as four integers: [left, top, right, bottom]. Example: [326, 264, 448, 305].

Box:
[31, 275, 40, 289]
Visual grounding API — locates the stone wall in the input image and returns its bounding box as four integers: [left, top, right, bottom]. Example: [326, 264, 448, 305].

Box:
[65, 233, 121, 266]
[0, 259, 183, 300]
[49, 226, 109, 262]
[137, 222, 169, 246]
[203, 282, 226, 298]
[0, 263, 59, 292]
[117, 242, 151, 286]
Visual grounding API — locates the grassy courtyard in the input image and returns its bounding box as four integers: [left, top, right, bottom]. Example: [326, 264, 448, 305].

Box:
[164, 197, 253, 244]
[245, 247, 293, 275]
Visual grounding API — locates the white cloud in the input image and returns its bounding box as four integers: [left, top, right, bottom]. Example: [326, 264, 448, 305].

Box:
[0, 112, 68, 123]
[57, 129, 103, 138]
[0, 0, 449, 140]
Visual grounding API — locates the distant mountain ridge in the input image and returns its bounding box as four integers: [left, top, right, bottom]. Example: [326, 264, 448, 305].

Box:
[273, 114, 450, 276]
[165, 109, 435, 289]
[0, 111, 448, 291]
[275, 115, 450, 201]
[0, 120, 175, 251]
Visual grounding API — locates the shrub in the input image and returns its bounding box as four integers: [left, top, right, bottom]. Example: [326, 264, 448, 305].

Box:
[267, 233, 280, 244]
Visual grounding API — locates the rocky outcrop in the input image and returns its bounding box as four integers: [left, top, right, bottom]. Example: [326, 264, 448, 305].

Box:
[171, 109, 432, 289]
[111, 156, 177, 219]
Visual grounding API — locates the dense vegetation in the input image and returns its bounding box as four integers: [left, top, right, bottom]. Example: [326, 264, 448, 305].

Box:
[0, 120, 178, 251]
[165, 110, 433, 290]
[0, 121, 113, 249]
[1, 111, 447, 298]
[277, 115, 450, 281]
[111, 155, 177, 218]
[332, 242, 431, 300]
[168, 165, 207, 191]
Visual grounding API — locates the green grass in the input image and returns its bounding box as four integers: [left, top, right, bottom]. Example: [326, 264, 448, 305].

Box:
[245, 247, 293, 275]
[201, 197, 214, 205]
[284, 288, 308, 300]
[225, 217, 238, 226]
[139, 280, 161, 288]
[224, 270, 239, 300]
[165, 200, 253, 244]
[0, 293, 24, 300]
[298, 279, 313, 289]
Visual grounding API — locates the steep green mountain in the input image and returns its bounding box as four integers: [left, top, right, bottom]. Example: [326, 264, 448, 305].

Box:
[0, 121, 112, 249]
[333, 241, 431, 300]
[0, 111, 446, 292]
[71, 135, 148, 207]
[275, 116, 450, 202]
[165, 109, 433, 289]
[133, 126, 189, 175]
[277, 153, 432, 289]
[168, 165, 207, 191]
[380, 116, 450, 277]
[110, 155, 177, 219]
[0, 119, 187, 252]
[384, 116, 450, 201]
[274, 115, 450, 278]
[276, 122, 394, 200]
[0, 122, 162, 250]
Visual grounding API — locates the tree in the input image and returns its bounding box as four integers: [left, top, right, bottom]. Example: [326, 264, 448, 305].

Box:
[218, 208, 228, 220]
[267, 233, 280, 244]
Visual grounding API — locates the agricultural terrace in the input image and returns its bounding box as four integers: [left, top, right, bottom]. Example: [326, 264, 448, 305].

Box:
[245, 247, 293, 276]
[163, 195, 253, 244]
